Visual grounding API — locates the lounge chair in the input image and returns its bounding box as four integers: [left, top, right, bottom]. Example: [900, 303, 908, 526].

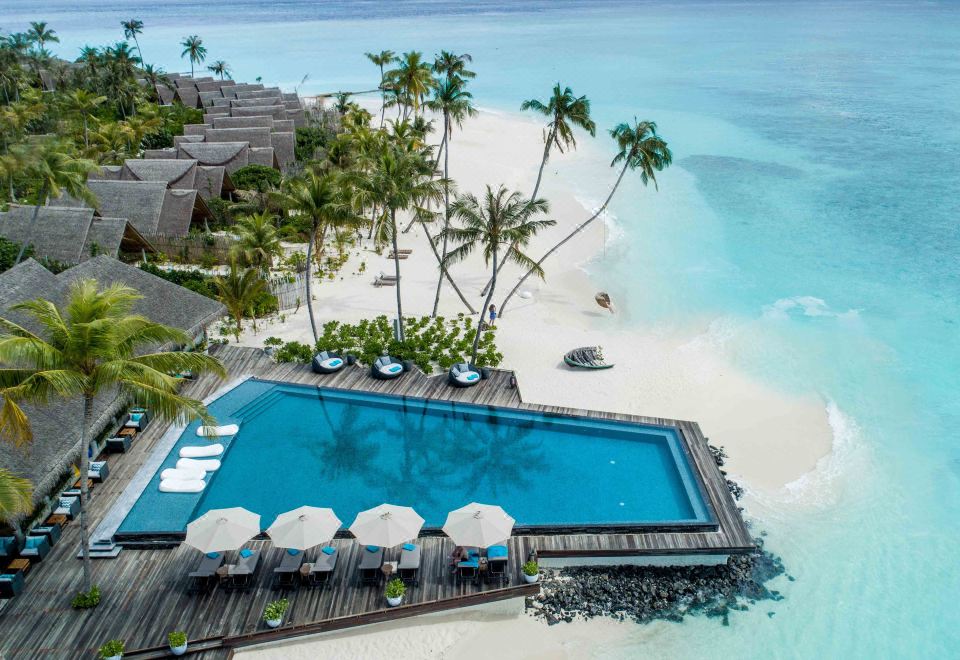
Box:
[0, 572, 24, 599]
[311, 350, 346, 374]
[448, 362, 483, 388]
[307, 546, 338, 587]
[88, 460, 110, 482]
[20, 535, 50, 562]
[272, 548, 304, 589]
[373, 272, 399, 287]
[106, 435, 131, 453]
[53, 496, 80, 520]
[485, 544, 509, 585]
[398, 543, 421, 586]
[29, 525, 62, 547]
[225, 548, 261, 590]
[387, 251, 409, 259]
[371, 356, 405, 380]
[188, 552, 224, 593]
[0, 536, 21, 561]
[124, 410, 149, 430]
[456, 547, 481, 584]
[357, 545, 385, 585]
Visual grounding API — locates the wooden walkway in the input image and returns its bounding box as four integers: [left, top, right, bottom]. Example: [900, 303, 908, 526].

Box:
[0, 345, 752, 658]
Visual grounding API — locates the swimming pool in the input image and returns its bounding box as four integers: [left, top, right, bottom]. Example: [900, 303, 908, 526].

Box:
[117, 379, 714, 535]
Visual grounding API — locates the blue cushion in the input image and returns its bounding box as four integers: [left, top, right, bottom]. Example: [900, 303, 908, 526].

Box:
[402, 543, 416, 551]
[458, 559, 479, 568]
[321, 546, 336, 555]
[25, 537, 42, 549]
[487, 545, 508, 559]
[0, 574, 14, 580]
[466, 373, 479, 381]
[131, 413, 143, 421]
[468, 548, 480, 558]
[239, 548, 253, 558]
[206, 552, 220, 559]
[287, 548, 300, 556]
[365, 545, 380, 553]
[386, 364, 402, 373]
[328, 358, 342, 367]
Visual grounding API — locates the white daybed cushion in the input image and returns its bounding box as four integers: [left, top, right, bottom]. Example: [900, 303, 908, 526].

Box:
[196, 424, 239, 437]
[177, 457, 221, 472]
[455, 370, 481, 384]
[161, 467, 205, 481]
[378, 363, 403, 376]
[179, 443, 224, 458]
[321, 357, 343, 369]
[159, 478, 206, 493]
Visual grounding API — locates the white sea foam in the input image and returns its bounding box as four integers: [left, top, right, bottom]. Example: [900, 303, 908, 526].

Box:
[763, 296, 860, 321]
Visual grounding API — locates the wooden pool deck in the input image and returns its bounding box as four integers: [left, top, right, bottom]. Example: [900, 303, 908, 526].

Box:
[0, 344, 752, 658]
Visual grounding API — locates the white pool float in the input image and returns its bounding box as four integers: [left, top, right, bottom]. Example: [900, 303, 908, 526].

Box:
[159, 478, 206, 493]
[196, 424, 239, 437]
[179, 443, 224, 458]
[177, 457, 221, 472]
[161, 467, 205, 481]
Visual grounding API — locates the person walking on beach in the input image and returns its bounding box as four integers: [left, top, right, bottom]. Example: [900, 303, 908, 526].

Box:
[488, 304, 497, 327]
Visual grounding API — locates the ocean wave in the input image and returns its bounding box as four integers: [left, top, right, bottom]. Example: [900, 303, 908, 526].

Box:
[763, 296, 861, 321]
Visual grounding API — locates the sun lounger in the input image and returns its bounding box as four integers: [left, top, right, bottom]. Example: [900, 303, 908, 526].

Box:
[0, 536, 20, 561]
[311, 351, 346, 374]
[272, 548, 304, 589]
[196, 424, 239, 437]
[449, 362, 482, 387]
[225, 549, 261, 590]
[124, 411, 149, 430]
[179, 443, 224, 458]
[106, 435, 131, 453]
[29, 525, 62, 547]
[371, 356, 405, 380]
[54, 496, 80, 519]
[373, 272, 399, 287]
[357, 545, 385, 585]
[307, 546, 338, 587]
[159, 478, 206, 493]
[387, 252, 409, 259]
[88, 460, 110, 482]
[20, 535, 50, 562]
[188, 552, 224, 593]
[176, 457, 221, 472]
[0, 572, 24, 599]
[456, 548, 481, 584]
[398, 543, 421, 586]
[485, 545, 509, 585]
[160, 467, 206, 481]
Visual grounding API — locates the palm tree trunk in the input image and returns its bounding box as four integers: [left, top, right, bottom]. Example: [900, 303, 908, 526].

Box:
[14, 182, 47, 265]
[421, 223, 476, 314]
[379, 66, 386, 129]
[134, 36, 143, 64]
[78, 394, 95, 592]
[83, 116, 89, 149]
[431, 113, 451, 317]
[531, 125, 556, 202]
[305, 221, 318, 343]
[499, 160, 630, 317]
[473, 248, 498, 363]
[390, 209, 404, 341]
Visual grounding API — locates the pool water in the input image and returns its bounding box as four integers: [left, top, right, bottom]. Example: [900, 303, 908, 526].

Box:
[118, 379, 712, 533]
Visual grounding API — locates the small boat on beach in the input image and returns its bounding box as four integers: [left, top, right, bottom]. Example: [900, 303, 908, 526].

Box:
[563, 346, 614, 370]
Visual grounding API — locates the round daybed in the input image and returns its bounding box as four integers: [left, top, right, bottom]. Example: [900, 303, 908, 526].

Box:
[312, 351, 347, 374]
[448, 362, 484, 388]
[371, 355, 406, 380]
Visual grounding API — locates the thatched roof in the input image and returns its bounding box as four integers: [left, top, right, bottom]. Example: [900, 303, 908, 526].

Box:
[195, 81, 225, 92]
[158, 189, 206, 235]
[175, 88, 201, 108]
[249, 147, 278, 169]
[177, 142, 250, 173]
[271, 132, 295, 167]
[82, 180, 167, 235]
[236, 88, 282, 100]
[174, 135, 205, 146]
[143, 148, 178, 159]
[231, 105, 286, 119]
[183, 123, 211, 136]
[284, 100, 302, 111]
[229, 83, 265, 94]
[203, 110, 232, 123]
[195, 166, 230, 199]
[156, 83, 176, 105]
[121, 159, 198, 189]
[232, 97, 282, 108]
[212, 116, 273, 129]
[198, 90, 224, 107]
[90, 165, 123, 181]
[212, 98, 232, 107]
[282, 92, 300, 102]
[204, 127, 272, 148]
[287, 108, 306, 128]
[272, 119, 295, 133]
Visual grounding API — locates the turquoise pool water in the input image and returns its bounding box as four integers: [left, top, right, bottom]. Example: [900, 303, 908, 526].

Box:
[118, 379, 712, 533]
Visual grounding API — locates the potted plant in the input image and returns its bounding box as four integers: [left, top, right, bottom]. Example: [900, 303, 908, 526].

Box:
[167, 631, 188, 656]
[522, 560, 540, 584]
[98, 639, 124, 660]
[263, 598, 288, 628]
[385, 578, 406, 607]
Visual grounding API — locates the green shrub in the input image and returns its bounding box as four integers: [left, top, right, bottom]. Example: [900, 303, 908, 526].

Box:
[263, 598, 289, 622]
[295, 125, 332, 162]
[232, 164, 281, 192]
[522, 560, 539, 577]
[98, 639, 124, 658]
[385, 578, 406, 599]
[71, 585, 101, 609]
[0, 236, 32, 273]
[167, 631, 187, 647]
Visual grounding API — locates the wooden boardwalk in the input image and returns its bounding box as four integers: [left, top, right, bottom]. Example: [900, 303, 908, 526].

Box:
[0, 344, 752, 658]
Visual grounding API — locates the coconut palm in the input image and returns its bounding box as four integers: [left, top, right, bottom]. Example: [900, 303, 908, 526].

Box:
[432, 51, 475, 82]
[499, 119, 672, 316]
[231, 211, 283, 271]
[214, 264, 268, 341]
[426, 76, 476, 316]
[121, 19, 144, 62]
[88, 120, 135, 164]
[207, 60, 231, 80]
[440, 186, 554, 362]
[14, 141, 98, 265]
[387, 51, 434, 119]
[0, 469, 32, 523]
[365, 49, 395, 127]
[27, 22, 58, 49]
[62, 89, 107, 148]
[141, 64, 171, 105]
[180, 35, 206, 78]
[0, 280, 225, 593]
[76, 45, 101, 80]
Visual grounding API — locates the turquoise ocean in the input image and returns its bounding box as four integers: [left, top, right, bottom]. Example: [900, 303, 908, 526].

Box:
[5, 1, 959, 657]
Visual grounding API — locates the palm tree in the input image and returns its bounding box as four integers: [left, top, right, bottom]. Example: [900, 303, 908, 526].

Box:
[231, 211, 283, 271]
[364, 50, 395, 127]
[440, 186, 554, 362]
[214, 264, 268, 341]
[88, 120, 135, 164]
[499, 119, 672, 316]
[426, 77, 476, 316]
[387, 51, 434, 119]
[121, 19, 144, 63]
[180, 35, 206, 78]
[432, 51, 475, 82]
[27, 22, 59, 49]
[15, 141, 98, 265]
[141, 64, 171, 105]
[0, 280, 225, 593]
[0, 469, 32, 523]
[76, 45, 101, 80]
[63, 89, 107, 148]
[522, 83, 597, 201]
[207, 60, 231, 80]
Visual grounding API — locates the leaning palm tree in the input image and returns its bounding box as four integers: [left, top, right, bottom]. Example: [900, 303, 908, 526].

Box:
[499, 119, 672, 316]
[0, 469, 32, 524]
[180, 35, 206, 78]
[14, 140, 98, 265]
[364, 50, 395, 127]
[121, 19, 144, 63]
[0, 280, 226, 594]
[230, 211, 283, 272]
[214, 264, 268, 341]
[27, 22, 59, 49]
[387, 51, 434, 119]
[62, 89, 107, 148]
[207, 60, 231, 80]
[440, 186, 554, 362]
[426, 76, 476, 316]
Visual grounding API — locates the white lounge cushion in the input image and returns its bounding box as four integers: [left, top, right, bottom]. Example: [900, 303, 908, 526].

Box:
[179, 443, 224, 458]
[177, 457, 221, 472]
[378, 363, 403, 376]
[196, 424, 239, 437]
[455, 370, 481, 384]
[159, 478, 206, 493]
[321, 357, 343, 370]
[161, 467, 205, 481]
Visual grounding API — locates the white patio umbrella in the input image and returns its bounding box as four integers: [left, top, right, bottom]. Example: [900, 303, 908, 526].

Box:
[349, 503, 424, 547]
[442, 503, 515, 547]
[184, 507, 261, 554]
[267, 506, 342, 550]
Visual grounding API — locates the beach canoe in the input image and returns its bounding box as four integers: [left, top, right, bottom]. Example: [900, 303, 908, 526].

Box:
[564, 347, 614, 370]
